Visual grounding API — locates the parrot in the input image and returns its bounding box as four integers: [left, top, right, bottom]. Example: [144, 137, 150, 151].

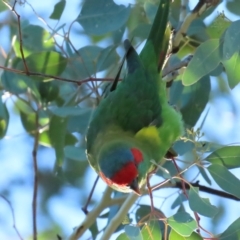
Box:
[86, 0, 183, 195]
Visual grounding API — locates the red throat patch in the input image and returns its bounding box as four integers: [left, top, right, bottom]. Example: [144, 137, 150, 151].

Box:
[110, 162, 138, 186]
[131, 148, 143, 164]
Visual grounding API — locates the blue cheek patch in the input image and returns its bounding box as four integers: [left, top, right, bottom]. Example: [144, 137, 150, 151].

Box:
[99, 147, 134, 179]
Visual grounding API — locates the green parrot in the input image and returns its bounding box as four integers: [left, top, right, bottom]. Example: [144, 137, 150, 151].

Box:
[86, 0, 183, 195]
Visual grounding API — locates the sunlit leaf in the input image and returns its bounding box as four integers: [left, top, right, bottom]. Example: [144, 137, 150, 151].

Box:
[182, 39, 221, 86]
[0, 98, 9, 139]
[1, 71, 33, 94]
[222, 51, 240, 89]
[169, 229, 203, 240]
[167, 212, 197, 237]
[17, 51, 67, 77]
[13, 25, 54, 57]
[206, 146, 240, 169]
[206, 13, 231, 39]
[49, 115, 68, 166]
[116, 233, 130, 240]
[141, 220, 162, 240]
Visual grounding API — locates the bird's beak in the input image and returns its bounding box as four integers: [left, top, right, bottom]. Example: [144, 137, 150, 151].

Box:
[130, 178, 141, 196]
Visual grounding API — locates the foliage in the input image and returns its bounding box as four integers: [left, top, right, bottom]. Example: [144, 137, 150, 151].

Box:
[0, 0, 240, 239]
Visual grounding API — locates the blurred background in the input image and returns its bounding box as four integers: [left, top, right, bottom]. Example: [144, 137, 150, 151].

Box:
[0, 0, 240, 239]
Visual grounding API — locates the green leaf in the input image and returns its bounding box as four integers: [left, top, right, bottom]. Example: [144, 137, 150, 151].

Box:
[219, 217, 240, 240]
[171, 193, 188, 209]
[39, 131, 51, 147]
[226, 0, 240, 16]
[189, 186, 218, 217]
[39, 81, 59, 102]
[64, 146, 86, 161]
[1, 71, 33, 94]
[49, 0, 66, 19]
[63, 45, 118, 79]
[173, 140, 194, 156]
[222, 51, 240, 89]
[49, 115, 68, 166]
[206, 146, 240, 169]
[141, 220, 162, 240]
[14, 98, 33, 114]
[169, 230, 203, 240]
[77, 0, 131, 36]
[0, 1, 8, 12]
[221, 20, 240, 60]
[198, 166, 211, 185]
[13, 25, 54, 57]
[67, 108, 93, 134]
[182, 39, 221, 86]
[144, 2, 157, 23]
[167, 212, 197, 237]
[17, 51, 67, 77]
[125, 225, 142, 240]
[170, 76, 210, 127]
[187, 19, 208, 42]
[0, 98, 9, 139]
[96, 46, 119, 72]
[169, 229, 185, 240]
[206, 13, 231, 39]
[116, 233, 130, 240]
[20, 111, 36, 133]
[207, 164, 240, 199]
[130, 23, 151, 40]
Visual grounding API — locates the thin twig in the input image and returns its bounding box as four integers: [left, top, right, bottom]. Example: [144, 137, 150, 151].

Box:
[32, 111, 39, 240]
[9, 0, 29, 74]
[0, 65, 115, 84]
[0, 195, 23, 240]
[82, 176, 99, 214]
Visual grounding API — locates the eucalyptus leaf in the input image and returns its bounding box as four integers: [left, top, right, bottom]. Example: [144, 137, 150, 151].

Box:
[208, 164, 240, 199]
[64, 146, 87, 161]
[49, 115, 68, 166]
[189, 186, 218, 217]
[167, 212, 197, 237]
[222, 51, 240, 89]
[50, 0, 66, 19]
[182, 39, 221, 86]
[219, 217, 240, 240]
[125, 225, 142, 240]
[0, 98, 9, 139]
[221, 20, 240, 60]
[77, 0, 130, 35]
[13, 25, 54, 57]
[205, 146, 240, 169]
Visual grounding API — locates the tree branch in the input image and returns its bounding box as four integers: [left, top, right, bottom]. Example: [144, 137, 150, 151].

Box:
[0, 195, 23, 240]
[32, 111, 39, 240]
[172, 0, 220, 52]
[101, 193, 139, 240]
[68, 187, 113, 240]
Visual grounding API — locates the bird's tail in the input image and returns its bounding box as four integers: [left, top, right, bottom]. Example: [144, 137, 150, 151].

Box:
[140, 0, 170, 73]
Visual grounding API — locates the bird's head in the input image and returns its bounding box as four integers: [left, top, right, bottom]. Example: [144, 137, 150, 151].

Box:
[98, 145, 144, 195]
